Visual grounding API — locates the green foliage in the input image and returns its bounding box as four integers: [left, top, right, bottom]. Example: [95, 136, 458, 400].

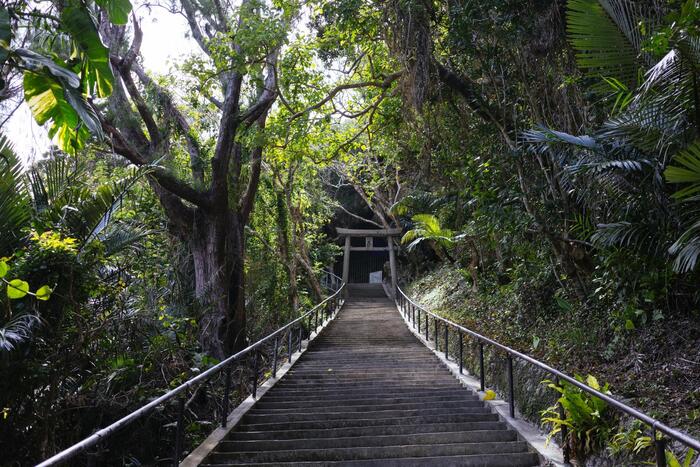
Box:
[609, 422, 653, 458]
[95, 0, 133, 25]
[2, 0, 132, 152]
[666, 448, 696, 467]
[60, 4, 114, 98]
[666, 141, 700, 199]
[567, 0, 648, 89]
[401, 214, 455, 252]
[541, 375, 617, 460]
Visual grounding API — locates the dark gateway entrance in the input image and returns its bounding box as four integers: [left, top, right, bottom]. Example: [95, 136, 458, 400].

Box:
[335, 250, 388, 283]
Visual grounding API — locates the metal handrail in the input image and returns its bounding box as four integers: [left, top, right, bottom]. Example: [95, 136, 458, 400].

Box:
[37, 280, 346, 467]
[396, 286, 700, 466]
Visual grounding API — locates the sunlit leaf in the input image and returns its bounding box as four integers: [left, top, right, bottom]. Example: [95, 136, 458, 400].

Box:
[61, 4, 114, 97]
[95, 0, 133, 25]
[14, 49, 81, 88]
[23, 71, 91, 153]
[35, 285, 52, 301]
[6, 279, 29, 299]
[0, 261, 7, 279]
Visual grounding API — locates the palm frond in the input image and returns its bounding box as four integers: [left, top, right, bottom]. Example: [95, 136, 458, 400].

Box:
[567, 0, 651, 89]
[412, 214, 441, 234]
[522, 126, 600, 151]
[599, 100, 686, 154]
[0, 314, 41, 352]
[0, 134, 31, 256]
[28, 154, 84, 215]
[57, 164, 153, 246]
[99, 223, 153, 257]
[665, 140, 700, 199]
[591, 220, 665, 255]
[401, 229, 419, 244]
[669, 229, 700, 273]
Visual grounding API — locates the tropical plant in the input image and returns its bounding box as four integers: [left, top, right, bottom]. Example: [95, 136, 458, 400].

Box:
[0, 151, 152, 352]
[541, 374, 617, 460]
[401, 214, 456, 261]
[524, 0, 700, 275]
[665, 142, 700, 272]
[666, 448, 696, 467]
[1, 0, 133, 151]
[609, 421, 653, 458]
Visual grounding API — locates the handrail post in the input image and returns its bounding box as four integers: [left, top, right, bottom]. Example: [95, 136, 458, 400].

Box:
[557, 377, 570, 463]
[272, 336, 279, 378]
[221, 366, 232, 427]
[425, 314, 429, 340]
[297, 325, 302, 352]
[434, 319, 439, 351]
[444, 325, 449, 359]
[417, 308, 421, 333]
[479, 342, 485, 391]
[507, 355, 515, 418]
[458, 331, 463, 374]
[251, 350, 259, 399]
[173, 396, 185, 467]
[655, 428, 666, 467]
[288, 327, 293, 363]
[412, 304, 416, 327]
[86, 444, 99, 467]
[314, 307, 319, 333]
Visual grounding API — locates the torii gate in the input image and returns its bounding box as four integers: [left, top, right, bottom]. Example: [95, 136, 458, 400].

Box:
[337, 227, 402, 296]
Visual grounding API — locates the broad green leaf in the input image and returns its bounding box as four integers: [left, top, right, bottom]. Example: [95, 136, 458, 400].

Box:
[61, 5, 114, 97]
[24, 71, 90, 153]
[585, 374, 600, 390]
[62, 82, 103, 137]
[95, 0, 133, 25]
[0, 260, 7, 278]
[35, 285, 52, 301]
[14, 49, 81, 88]
[555, 296, 573, 312]
[7, 279, 29, 299]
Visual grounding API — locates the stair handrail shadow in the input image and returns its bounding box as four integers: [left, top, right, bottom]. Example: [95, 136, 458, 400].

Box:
[396, 286, 700, 466]
[36, 277, 346, 467]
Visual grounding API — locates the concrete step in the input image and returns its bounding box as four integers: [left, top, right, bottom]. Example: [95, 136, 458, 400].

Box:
[262, 386, 471, 400]
[252, 399, 485, 413]
[200, 452, 541, 466]
[219, 430, 517, 452]
[207, 441, 530, 463]
[228, 421, 510, 441]
[238, 412, 500, 432]
[243, 406, 491, 424]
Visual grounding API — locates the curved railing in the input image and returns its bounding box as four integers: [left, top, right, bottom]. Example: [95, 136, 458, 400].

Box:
[396, 286, 700, 466]
[321, 270, 343, 293]
[38, 279, 346, 467]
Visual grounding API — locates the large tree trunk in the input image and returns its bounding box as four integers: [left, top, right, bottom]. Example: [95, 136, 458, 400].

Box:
[275, 189, 298, 317]
[190, 210, 246, 359]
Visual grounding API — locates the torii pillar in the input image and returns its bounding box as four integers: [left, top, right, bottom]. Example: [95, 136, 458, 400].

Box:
[337, 227, 402, 297]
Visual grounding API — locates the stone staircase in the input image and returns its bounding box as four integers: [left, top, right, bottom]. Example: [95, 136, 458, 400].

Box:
[198, 284, 540, 466]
